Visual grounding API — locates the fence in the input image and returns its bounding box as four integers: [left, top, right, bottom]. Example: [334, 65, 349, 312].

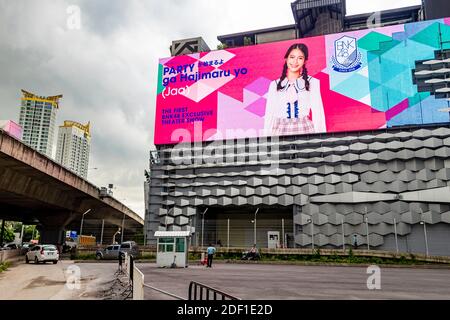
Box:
[188, 281, 240, 300]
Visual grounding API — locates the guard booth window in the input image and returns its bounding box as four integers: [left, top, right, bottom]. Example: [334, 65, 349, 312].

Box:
[158, 237, 174, 252]
[176, 238, 185, 252]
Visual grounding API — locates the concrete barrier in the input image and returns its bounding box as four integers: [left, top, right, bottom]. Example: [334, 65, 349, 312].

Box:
[0, 249, 20, 263]
[133, 265, 144, 300]
[189, 247, 450, 264]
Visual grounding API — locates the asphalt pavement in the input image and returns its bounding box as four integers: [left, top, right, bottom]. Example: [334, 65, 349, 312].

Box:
[0, 260, 117, 299]
[136, 261, 450, 300]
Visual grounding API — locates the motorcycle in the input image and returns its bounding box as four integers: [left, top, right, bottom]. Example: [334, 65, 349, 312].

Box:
[241, 250, 260, 261]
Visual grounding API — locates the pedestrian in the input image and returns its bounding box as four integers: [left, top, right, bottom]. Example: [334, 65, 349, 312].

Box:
[118, 250, 123, 272]
[352, 234, 358, 249]
[206, 243, 216, 268]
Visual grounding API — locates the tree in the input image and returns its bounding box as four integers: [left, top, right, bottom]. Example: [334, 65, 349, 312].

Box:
[217, 43, 228, 50]
[22, 225, 38, 242]
[243, 36, 254, 46]
[0, 222, 15, 243]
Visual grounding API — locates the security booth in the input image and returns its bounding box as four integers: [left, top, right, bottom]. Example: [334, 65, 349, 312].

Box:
[267, 231, 280, 249]
[154, 231, 190, 268]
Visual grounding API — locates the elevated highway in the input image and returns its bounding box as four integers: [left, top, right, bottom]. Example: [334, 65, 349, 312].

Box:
[0, 129, 144, 245]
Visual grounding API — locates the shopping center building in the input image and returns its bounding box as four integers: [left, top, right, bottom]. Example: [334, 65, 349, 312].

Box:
[145, 0, 450, 256]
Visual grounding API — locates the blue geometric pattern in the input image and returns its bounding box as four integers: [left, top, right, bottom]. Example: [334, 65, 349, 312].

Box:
[388, 95, 450, 127]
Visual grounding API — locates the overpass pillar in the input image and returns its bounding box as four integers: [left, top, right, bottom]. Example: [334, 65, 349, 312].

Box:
[37, 211, 76, 248]
[38, 226, 65, 246]
[0, 219, 5, 246]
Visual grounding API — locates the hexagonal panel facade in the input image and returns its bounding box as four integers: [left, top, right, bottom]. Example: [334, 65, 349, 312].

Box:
[147, 125, 450, 251]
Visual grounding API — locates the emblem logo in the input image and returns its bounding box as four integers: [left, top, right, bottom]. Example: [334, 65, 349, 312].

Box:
[332, 36, 362, 73]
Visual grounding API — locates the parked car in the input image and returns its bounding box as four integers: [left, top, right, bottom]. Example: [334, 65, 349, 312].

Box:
[95, 241, 140, 260]
[25, 244, 59, 264]
[2, 243, 20, 250]
[20, 242, 35, 255]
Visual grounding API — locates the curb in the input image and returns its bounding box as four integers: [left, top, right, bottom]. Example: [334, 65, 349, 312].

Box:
[214, 259, 450, 269]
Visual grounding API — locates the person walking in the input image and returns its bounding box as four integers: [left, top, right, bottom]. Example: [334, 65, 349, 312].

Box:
[352, 234, 358, 249]
[206, 243, 216, 268]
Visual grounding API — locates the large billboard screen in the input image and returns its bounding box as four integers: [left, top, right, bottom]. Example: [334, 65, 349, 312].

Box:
[155, 18, 450, 145]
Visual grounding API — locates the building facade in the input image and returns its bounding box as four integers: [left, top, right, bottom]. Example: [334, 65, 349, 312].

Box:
[146, 1, 450, 256]
[18, 89, 62, 158]
[147, 125, 450, 255]
[55, 120, 91, 179]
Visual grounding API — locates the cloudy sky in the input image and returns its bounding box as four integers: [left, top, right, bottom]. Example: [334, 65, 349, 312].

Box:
[0, 0, 421, 218]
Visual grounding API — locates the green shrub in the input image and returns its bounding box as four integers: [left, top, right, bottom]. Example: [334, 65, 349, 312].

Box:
[0, 261, 11, 273]
[140, 252, 156, 259]
[75, 253, 96, 260]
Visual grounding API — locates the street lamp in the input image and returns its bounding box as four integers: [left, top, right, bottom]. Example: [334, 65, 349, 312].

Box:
[393, 218, 399, 254]
[364, 207, 370, 251]
[307, 218, 314, 250]
[253, 208, 259, 246]
[112, 228, 121, 244]
[201, 208, 208, 249]
[420, 221, 429, 256]
[79, 209, 92, 237]
[419, 207, 429, 256]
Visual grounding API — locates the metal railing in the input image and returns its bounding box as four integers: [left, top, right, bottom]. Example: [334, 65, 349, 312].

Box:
[188, 281, 240, 300]
[143, 283, 185, 300]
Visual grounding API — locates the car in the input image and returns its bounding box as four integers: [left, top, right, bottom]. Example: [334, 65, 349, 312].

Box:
[25, 244, 59, 264]
[20, 242, 34, 255]
[3, 243, 20, 250]
[95, 241, 140, 260]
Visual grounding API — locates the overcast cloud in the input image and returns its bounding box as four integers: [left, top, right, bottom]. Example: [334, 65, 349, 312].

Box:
[0, 0, 421, 218]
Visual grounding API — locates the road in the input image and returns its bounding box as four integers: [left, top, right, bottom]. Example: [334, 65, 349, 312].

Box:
[136, 262, 450, 300]
[0, 260, 117, 300]
[2, 260, 450, 300]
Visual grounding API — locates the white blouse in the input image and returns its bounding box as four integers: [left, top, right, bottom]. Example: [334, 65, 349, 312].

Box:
[264, 76, 326, 136]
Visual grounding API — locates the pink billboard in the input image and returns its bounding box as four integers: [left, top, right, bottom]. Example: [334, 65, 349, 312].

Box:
[155, 18, 450, 144]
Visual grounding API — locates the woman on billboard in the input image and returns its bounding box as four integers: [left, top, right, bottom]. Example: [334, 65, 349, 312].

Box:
[264, 43, 326, 136]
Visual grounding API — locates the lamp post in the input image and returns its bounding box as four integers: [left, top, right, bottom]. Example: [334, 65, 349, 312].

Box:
[79, 209, 92, 237]
[364, 207, 370, 251]
[307, 218, 314, 250]
[100, 219, 105, 245]
[253, 208, 259, 246]
[112, 228, 121, 244]
[419, 207, 429, 256]
[341, 219, 345, 252]
[420, 221, 429, 256]
[393, 218, 399, 254]
[121, 212, 125, 244]
[227, 218, 230, 249]
[201, 208, 208, 249]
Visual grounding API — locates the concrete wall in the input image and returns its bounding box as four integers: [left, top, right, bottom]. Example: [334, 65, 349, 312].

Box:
[0, 249, 20, 263]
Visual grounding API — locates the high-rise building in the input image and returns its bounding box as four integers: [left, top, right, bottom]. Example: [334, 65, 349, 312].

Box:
[18, 89, 62, 157]
[55, 120, 91, 179]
